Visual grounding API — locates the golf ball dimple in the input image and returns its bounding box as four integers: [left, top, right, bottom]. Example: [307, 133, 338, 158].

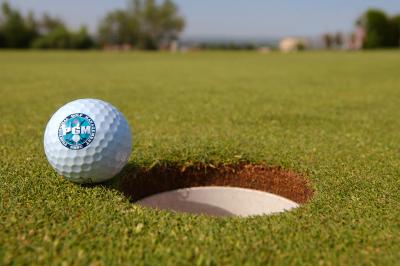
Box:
[44, 98, 132, 184]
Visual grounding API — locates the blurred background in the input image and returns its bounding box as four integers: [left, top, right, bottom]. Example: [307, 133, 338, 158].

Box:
[0, 0, 399, 52]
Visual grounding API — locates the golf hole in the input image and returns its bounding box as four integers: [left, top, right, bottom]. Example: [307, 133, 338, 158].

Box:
[117, 164, 313, 217]
[137, 186, 299, 217]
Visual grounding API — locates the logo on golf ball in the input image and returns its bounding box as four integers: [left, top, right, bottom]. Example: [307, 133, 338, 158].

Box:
[58, 113, 96, 150]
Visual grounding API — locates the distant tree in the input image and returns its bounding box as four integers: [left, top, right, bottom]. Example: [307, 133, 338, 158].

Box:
[0, 31, 4, 47]
[334, 32, 343, 48]
[98, 10, 139, 46]
[32, 27, 71, 49]
[322, 33, 333, 49]
[359, 9, 396, 49]
[390, 15, 400, 46]
[0, 2, 38, 48]
[0, 12, 4, 47]
[140, 0, 185, 49]
[26, 11, 38, 35]
[98, 0, 185, 50]
[70, 26, 94, 49]
[0, 3, 94, 49]
[33, 13, 93, 49]
[243, 43, 256, 50]
[39, 13, 66, 33]
[33, 25, 93, 49]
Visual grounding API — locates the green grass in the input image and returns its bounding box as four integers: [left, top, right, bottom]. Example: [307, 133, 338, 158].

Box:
[1, 50, 400, 265]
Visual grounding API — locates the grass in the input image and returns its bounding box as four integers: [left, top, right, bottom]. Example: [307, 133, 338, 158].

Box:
[1, 50, 400, 265]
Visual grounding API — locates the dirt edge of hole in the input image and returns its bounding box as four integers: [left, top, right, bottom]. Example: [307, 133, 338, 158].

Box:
[116, 163, 314, 204]
[115, 163, 314, 204]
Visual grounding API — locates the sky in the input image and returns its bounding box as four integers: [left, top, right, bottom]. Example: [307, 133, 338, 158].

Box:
[4, 0, 400, 39]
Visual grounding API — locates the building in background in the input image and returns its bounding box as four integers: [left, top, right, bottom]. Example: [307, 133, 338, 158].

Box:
[279, 37, 308, 52]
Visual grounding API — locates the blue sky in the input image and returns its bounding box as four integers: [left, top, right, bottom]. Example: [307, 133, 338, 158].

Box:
[4, 0, 400, 38]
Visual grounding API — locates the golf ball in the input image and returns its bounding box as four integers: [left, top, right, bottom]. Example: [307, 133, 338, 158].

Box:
[44, 98, 132, 184]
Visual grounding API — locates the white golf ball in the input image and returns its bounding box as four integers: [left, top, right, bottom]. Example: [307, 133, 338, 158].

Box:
[44, 98, 132, 184]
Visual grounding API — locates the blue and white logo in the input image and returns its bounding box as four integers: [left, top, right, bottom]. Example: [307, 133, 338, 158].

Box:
[58, 113, 96, 150]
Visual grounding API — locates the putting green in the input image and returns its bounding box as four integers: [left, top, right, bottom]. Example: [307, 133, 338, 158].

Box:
[1, 51, 399, 265]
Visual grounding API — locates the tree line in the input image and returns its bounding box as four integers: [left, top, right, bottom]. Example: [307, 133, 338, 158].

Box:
[322, 32, 344, 49]
[359, 9, 400, 49]
[1, 3, 399, 50]
[0, 0, 184, 50]
[322, 9, 400, 49]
